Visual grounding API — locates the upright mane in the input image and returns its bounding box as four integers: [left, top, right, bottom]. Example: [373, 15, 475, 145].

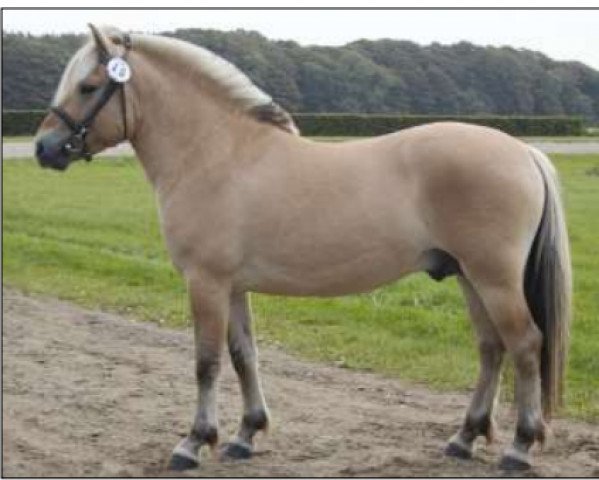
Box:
[133, 33, 299, 135]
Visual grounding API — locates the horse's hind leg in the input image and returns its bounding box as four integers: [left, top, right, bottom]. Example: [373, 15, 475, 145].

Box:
[446, 276, 505, 459]
[220, 292, 269, 460]
[468, 271, 546, 470]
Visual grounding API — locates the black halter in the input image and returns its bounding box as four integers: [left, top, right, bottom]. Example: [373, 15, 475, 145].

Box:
[50, 33, 132, 161]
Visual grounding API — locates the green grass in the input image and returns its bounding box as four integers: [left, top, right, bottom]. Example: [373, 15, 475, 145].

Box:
[3, 155, 598, 421]
[3, 136, 34, 143]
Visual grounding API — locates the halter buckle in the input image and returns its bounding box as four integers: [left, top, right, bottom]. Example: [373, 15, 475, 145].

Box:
[62, 127, 90, 159]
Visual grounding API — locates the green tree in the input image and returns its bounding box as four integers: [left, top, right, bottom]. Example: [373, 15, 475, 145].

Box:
[3, 30, 599, 121]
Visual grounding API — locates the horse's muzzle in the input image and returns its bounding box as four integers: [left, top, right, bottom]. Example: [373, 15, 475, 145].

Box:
[35, 135, 71, 171]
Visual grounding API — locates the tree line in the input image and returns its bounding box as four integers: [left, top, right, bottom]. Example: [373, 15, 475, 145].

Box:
[3, 29, 599, 121]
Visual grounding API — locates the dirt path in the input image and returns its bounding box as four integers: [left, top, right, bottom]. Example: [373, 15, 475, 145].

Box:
[3, 288, 598, 477]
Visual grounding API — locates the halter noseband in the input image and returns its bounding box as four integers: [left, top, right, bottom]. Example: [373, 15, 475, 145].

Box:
[50, 33, 132, 162]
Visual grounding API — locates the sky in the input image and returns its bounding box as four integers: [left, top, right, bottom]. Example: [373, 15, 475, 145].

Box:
[3, 9, 599, 70]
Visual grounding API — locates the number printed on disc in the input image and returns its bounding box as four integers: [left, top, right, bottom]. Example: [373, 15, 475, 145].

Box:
[107, 57, 131, 83]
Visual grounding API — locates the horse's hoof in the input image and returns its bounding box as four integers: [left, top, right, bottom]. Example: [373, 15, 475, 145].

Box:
[220, 441, 253, 460]
[445, 441, 472, 460]
[499, 454, 532, 471]
[167, 452, 199, 471]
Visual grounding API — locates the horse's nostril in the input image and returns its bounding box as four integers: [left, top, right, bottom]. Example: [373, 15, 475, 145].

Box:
[35, 140, 54, 168]
[35, 140, 45, 159]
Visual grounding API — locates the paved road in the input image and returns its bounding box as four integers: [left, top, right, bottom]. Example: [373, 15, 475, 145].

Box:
[4, 141, 599, 159]
[2, 142, 133, 159]
[527, 142, 599, 154]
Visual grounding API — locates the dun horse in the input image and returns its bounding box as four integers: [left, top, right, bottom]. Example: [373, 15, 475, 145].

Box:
[35, 25, 571, 471]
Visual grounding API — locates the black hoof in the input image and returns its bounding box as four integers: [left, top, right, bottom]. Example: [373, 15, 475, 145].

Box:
[499, 455, 531, 471]
[220, 442, 253, 460]
[167, 453, 199, 471]
[445, 441, 472, 460]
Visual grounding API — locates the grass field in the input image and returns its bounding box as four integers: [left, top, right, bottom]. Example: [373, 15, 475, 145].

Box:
[2, 136, 34, 143]
[3, 154, 598, 420]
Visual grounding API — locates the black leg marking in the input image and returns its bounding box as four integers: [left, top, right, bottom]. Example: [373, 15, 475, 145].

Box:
[229, 343, 248, 378]
[220, 441, 253, 461]
[464, 414, 493, 443]
[196, 355, 220, 387]
[499, 455, 532, 471]
[444, 442, 472, 460]
[168, 453, 199, 471]
[242, 409, 269, 433]
[191, 424, 218, 447]
[516, 418, 544, 446]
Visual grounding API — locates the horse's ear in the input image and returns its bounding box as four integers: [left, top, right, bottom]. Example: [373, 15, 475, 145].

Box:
[88, 23, 112, 58]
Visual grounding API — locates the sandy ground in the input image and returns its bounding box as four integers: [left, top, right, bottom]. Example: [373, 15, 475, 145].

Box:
[3, 288, 598, 477]
[4, 140, 599, 159]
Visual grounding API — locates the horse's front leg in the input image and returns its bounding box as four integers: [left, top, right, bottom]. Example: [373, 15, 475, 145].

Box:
[220, 291, 269, 460]
[168, 275, 230, 471]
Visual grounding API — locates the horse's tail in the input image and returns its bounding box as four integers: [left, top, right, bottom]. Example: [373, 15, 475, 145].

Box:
[526, 146, 572, 417]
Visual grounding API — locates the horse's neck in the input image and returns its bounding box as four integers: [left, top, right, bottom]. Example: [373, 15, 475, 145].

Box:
[128, 53, 248, 198]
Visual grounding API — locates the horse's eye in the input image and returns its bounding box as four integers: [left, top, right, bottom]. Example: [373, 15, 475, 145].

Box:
[79, 83, 98, 95]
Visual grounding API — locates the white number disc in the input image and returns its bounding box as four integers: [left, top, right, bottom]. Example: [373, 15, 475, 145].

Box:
[107, 57, 131, 83]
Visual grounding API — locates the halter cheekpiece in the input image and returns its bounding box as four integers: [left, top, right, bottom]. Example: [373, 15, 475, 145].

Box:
[50, 33, 132, 161]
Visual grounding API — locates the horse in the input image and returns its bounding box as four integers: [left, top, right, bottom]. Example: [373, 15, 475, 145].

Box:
[35, 24, 571, 472]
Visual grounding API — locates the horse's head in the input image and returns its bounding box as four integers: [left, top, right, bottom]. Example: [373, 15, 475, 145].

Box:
[35, 24, 133, 171]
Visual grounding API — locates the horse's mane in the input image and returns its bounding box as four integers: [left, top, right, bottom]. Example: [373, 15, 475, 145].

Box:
[131, 33, 299, 135]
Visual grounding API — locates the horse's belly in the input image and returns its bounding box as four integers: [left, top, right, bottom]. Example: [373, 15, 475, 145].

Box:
[239, 244, 422, 296]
